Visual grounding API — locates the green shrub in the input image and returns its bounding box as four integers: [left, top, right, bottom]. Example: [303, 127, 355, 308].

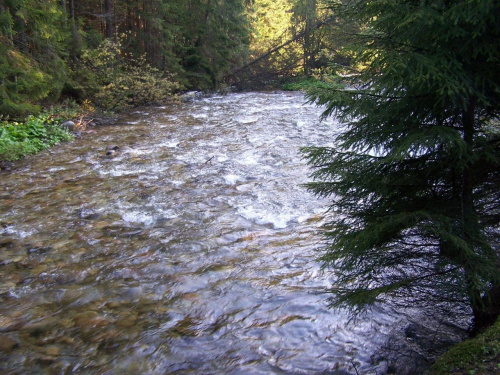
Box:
[282, 76, 318, 91]
[81, 36, 183, 111]
[0, 114, 73, 162]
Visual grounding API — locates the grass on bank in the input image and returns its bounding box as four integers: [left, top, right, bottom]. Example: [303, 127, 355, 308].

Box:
[282, 76, 319, 91]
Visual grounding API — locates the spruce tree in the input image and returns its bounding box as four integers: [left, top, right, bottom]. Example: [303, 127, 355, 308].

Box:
[0, 0, 69, 117]
[303, 0, 500, 330]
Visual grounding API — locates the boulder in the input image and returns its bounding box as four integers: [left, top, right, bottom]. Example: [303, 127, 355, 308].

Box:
[61, 121, 76, 132]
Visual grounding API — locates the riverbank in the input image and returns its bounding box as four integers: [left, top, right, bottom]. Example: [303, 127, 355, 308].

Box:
[0, 100, 93, 165]
[1, 98, 132, 168]
[428, 317, 500, 374]
[0, 114, 73, 166]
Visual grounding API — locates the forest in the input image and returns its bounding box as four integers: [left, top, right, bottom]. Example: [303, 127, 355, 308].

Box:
[0, 0, 342, 118]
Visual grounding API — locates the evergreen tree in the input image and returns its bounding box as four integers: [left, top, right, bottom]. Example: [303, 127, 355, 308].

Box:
[303, 0, 500, 330]
[0, 0, 69, 117]
[179, 0, 251, 88]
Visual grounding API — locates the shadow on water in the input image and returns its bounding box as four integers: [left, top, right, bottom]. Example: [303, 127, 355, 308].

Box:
[0, 92, 468, 374]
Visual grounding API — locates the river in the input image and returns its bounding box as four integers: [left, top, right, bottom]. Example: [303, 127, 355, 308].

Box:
[0, 92, 467, 374]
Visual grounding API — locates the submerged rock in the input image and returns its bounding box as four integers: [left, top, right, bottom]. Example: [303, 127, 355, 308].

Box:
[74, 311, 110, 334]
[0, 336, 19, 352]
[105, 145, 120, 156]
[45, 345, 60, 356]
[0, 316, 23, 333]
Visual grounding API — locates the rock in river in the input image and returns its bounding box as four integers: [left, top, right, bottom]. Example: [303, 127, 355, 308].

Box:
[61, 121, 76, 132]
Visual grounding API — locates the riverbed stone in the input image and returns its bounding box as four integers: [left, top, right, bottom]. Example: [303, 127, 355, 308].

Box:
[0, 316, 23, 332]
[26, 245, 53, 255]
[0, 281, 16, 295]
[0, 336, 19, 352]
[36, 354, 57, 365]
[21, 316, 58, 334]
[83, 213, 102, 221]
[89, 328, 121, 344]
[105, 145, 120, 156]
[59, 335, 75, 345]
[0, 236, 18, 248]
[116, 312, 138, 328]
[59, 318, 74, 329]
[105, 301, 121, 309]
[74, 311, 109, 333]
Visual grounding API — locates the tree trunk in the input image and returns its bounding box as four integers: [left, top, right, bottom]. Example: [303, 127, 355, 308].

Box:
[60, 0, 67, 21]
[69, 0, 75, 21]
[195, 0, 212, 48]
[303, 0, 317, 76]
[68, 0, 81, 60]
[105, 0, 112, 39]
[473, 283, 500, 334]
[14, 15, 27, 53]
[226, 16, 333, 81]
[460, 98, 496, 332]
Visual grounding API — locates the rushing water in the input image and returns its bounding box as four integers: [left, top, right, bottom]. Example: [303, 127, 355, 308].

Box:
[0, 92, 467, 374]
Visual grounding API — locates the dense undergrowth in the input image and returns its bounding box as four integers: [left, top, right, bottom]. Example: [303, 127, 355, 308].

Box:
[0, 113, 74, 162]
[0, 35, 184, 163]
[281, 76, 319, 91]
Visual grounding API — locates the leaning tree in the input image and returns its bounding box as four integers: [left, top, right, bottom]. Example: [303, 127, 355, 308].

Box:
[303, 0, 500, 331]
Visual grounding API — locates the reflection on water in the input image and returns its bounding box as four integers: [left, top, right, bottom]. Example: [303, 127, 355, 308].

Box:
[0, 92, 466, 374]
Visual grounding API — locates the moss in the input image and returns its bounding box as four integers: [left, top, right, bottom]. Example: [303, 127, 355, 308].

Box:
[429, 318, 500, 375]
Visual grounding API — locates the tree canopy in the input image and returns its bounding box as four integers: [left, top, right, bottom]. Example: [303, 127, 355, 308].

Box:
[1, 0, 343, 115]
[0, 0, 256, 116]
[303, 0, 500, 331]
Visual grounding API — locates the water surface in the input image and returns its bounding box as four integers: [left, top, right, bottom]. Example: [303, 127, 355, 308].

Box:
[0, 92, 466, 374]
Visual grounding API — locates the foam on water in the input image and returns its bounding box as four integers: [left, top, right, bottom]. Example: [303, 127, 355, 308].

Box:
[120, 210, 155, 225]
[223, 174, 242, 185]
[237, 116, 260, 124]
[238, 205, 292, 229]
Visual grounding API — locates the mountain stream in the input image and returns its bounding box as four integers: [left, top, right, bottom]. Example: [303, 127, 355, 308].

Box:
[0, 92, 467, 374]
